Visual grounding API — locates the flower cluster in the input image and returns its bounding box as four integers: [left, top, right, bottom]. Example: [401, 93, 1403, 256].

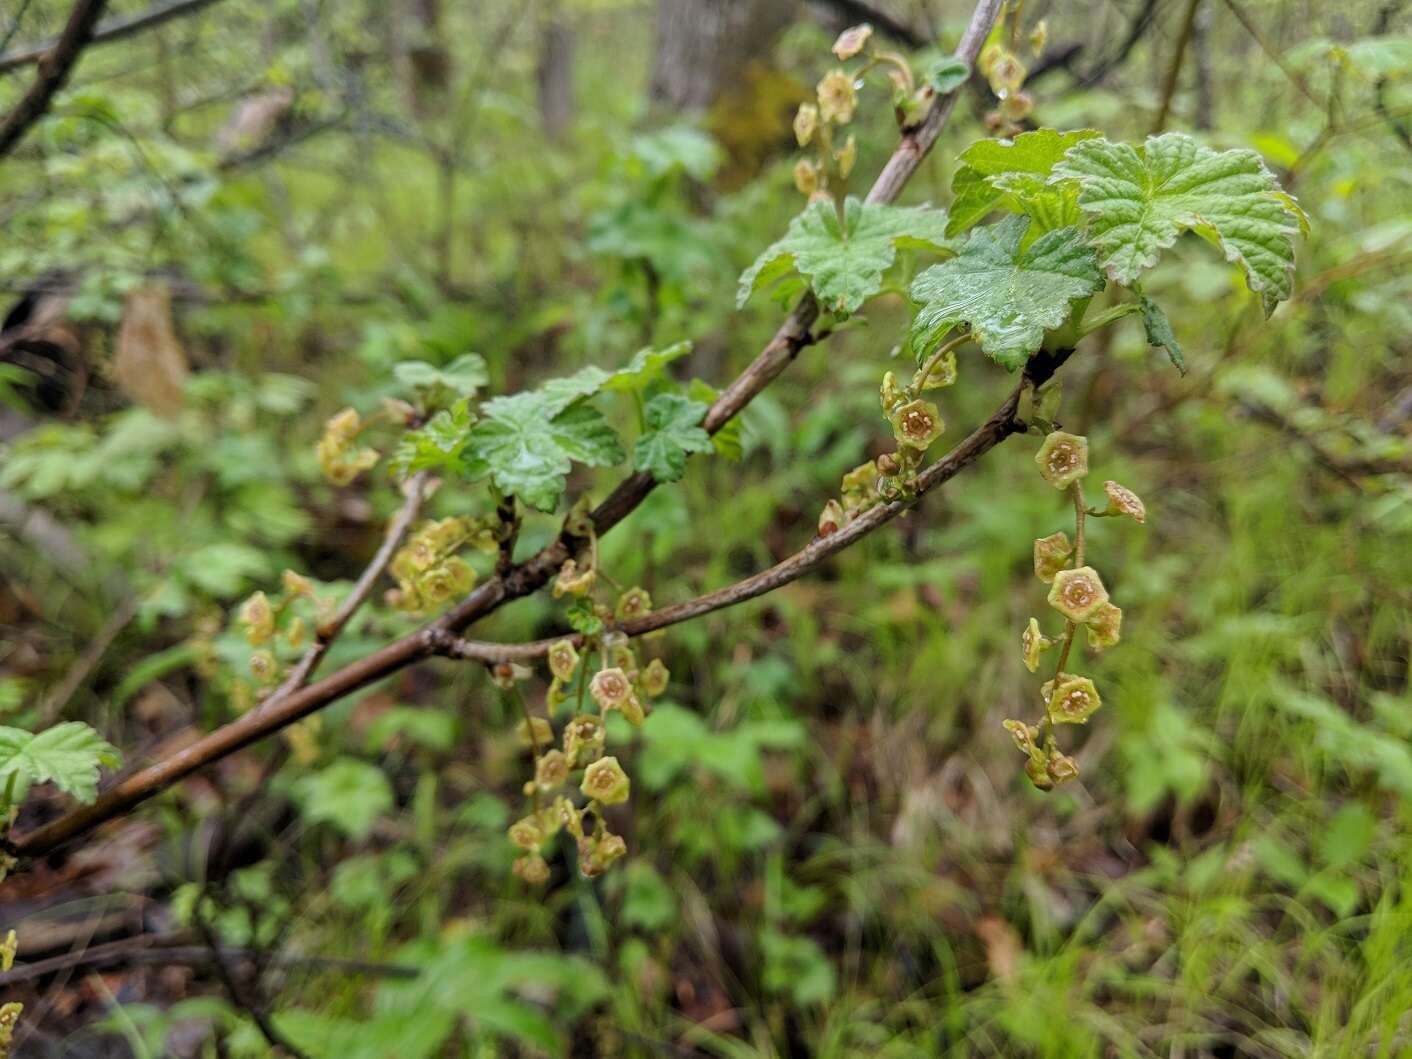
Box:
[820, 342, 961, 536]
[235, 569, 330, 691]
[791, 23, 928, 200]
[504, 570, 672, 883]
[387, 516, 498, 612]
[977, 9, 1048, 135]
[1004, 429, 1147, 790]
[316, 407, 381, 486]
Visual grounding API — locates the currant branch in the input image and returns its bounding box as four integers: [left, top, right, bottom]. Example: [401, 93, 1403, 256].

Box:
[4, 0, 1007, 861]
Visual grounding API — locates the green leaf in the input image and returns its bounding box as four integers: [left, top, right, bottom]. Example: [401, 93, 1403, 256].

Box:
[293, 758, 394, 840]
[600, 341, 693, 394]
[0, 722, 120, 804]
[739, 197, 954, 315]
[909, 216, 1104, 369]
[948, 128, 1100, 236]
[633, 394, 713, 482]
[925, 56, 971, 94]
[464, 393, 623, 511]
[1138, 291, 1185, 373]
[1052, 132, 1303, 315]
[390, 400, 475, 478]
[689, 378, 740, 461]
[393, 353, 489, 398]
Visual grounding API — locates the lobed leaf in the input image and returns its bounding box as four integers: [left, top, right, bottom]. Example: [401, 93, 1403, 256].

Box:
[947, 128, 1099, 236]
[0, 721, 120, 804]
[909, 216, 1104, 370]
[738, 197, 954, 315]
[633, 394, 713, 482]
[1052, 132, 1303, 315]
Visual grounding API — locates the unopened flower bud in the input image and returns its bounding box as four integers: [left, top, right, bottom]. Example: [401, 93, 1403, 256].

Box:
[793, 158, 821, 196]
[1048, 566, 1109, 622]
[1029, 20, 1049, 55]
[286, 616, 306, 649]
[1086, 602, 1123, 650]
[1046, 749, 1080, 783]
[581, 756, 630, 805]
[641, 657, 670, 697]
[832, 22, 873, 60]
[1021, 617, 1054, 673]
[491, 661, 531, 689]
[515, 716, 553, 748]
[547, 639, 580, 682]
[1103, 480, 1146, 524]
[1035, 431, 1088, 489]
[836, 134, 858, 179]
[879, 371, 904, 414]
[818, 498, 845, 537]
[793, 102, 819, 146]
[1033, 531, 1072, 583]
[619, 692, 646, 726]
[1048, 674, 1102, 724]
[890, 398, 944, 451]
[1025, 756, 1054, 790]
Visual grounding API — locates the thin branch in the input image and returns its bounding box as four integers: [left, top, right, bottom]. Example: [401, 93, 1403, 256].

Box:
[0, 0, 38, 57]
[0, 0, 109, 162]
[270, 471, 431, 699]
[1221, 0, 1324, 111]
[38, 596, 137, 725]
[196, 911, 309, 1059]
[1152, 0, 1201, 133]
[0, 0, 222, 75]
[0, 932, 416, 986]
[5, 0, 1005, 860]
[433, 353, 1070, 665]
[806, 0, 927, 48]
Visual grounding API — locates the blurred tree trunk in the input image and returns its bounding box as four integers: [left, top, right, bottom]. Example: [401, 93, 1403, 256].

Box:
[1191, 0, 1214, 129]
[392, 0, 450, 116]
[537, 3, 575, 140]
[649, 0, 798, 111]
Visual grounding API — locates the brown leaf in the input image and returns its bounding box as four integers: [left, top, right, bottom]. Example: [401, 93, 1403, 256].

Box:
[114, 284, 188, 417]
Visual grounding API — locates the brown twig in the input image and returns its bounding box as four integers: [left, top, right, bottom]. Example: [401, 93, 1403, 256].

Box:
[38, 597, 137, 725]
[5, 0, 1005, 860]
[270, 471, 431, 700]
[0, 0, 109, 161]
[1152, 0, 1202, 134]
[0, 0, 222, 75]
[0, 931, 416, 986]
[195, 908, 309, 1059]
